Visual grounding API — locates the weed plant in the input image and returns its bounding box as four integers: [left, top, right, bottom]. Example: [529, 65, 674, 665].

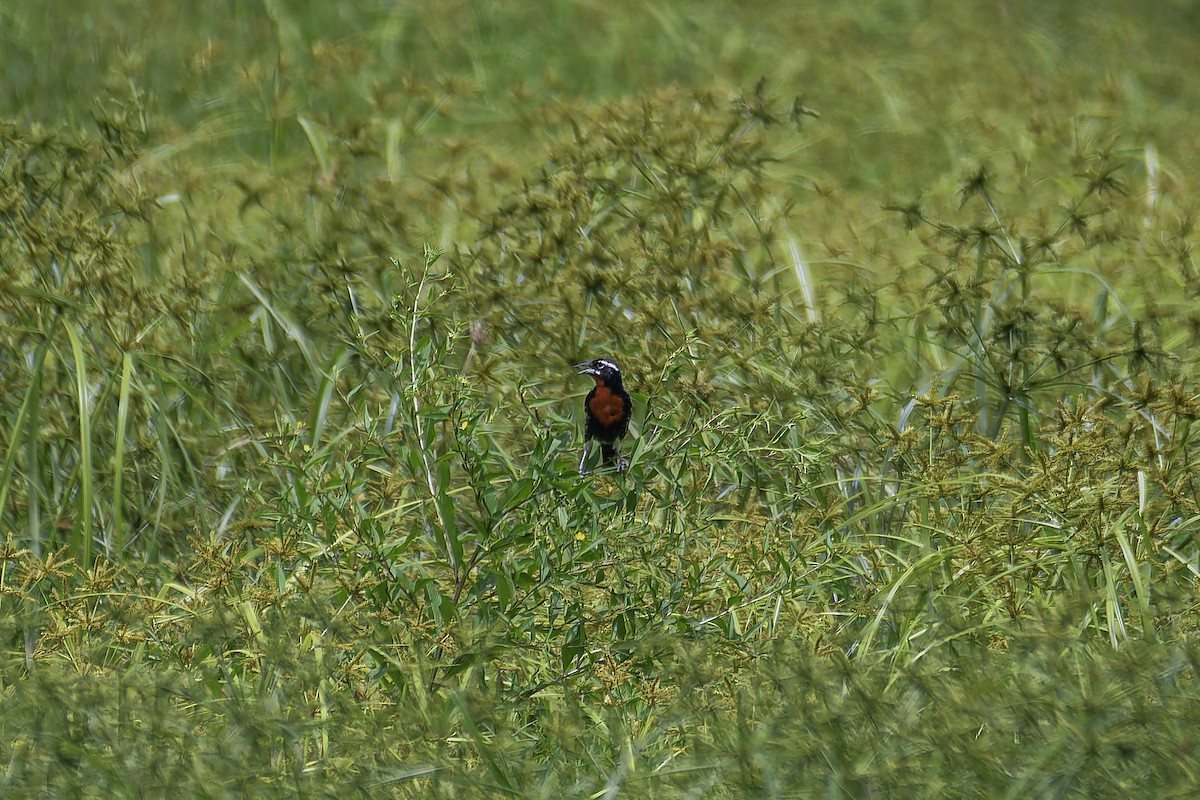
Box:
[2, 1, 1200, 797]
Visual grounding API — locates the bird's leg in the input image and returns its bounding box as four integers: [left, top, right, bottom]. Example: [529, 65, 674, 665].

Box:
[605, 442, 628, 472]
[598, 442, 628, 473]
[578, 441, 591, 475]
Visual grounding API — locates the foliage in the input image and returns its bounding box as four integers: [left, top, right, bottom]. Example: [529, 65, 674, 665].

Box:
[2, 1, 1200, 797]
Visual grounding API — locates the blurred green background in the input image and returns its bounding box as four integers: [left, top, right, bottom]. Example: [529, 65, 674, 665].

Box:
[3, 2, 1200, 797]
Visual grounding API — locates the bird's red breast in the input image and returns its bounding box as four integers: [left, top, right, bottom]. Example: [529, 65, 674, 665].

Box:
[588, 383, 627, 426]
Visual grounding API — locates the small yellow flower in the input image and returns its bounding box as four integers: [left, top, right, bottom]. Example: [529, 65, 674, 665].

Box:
[575, 532, 586, 542]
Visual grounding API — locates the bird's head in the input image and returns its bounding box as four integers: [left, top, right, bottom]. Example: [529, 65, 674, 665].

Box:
[575, 358, 622, 385]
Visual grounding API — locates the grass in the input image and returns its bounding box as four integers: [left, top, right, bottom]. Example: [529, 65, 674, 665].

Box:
[2, 1, 1200, 797]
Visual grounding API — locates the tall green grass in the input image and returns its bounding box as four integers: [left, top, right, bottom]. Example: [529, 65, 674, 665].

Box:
[2, 1, 1200, 796]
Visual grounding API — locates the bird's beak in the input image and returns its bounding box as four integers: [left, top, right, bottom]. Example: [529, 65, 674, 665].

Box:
[575, 361, 595, 375]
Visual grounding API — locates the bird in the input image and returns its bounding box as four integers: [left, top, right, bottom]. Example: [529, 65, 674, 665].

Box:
[575, 358, 632, 474]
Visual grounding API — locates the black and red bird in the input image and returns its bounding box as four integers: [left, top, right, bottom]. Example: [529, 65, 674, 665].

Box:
[575, 358, 632, 474]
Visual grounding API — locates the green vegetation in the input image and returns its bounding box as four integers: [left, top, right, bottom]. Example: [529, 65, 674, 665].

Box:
[2, 1, 1200, 796]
